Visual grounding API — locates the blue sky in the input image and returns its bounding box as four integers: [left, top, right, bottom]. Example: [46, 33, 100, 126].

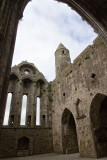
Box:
[12, 0, 97, 81]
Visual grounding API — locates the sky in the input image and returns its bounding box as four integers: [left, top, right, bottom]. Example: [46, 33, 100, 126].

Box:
[12, 0, 97, 82]
[4, 0, 97, 125]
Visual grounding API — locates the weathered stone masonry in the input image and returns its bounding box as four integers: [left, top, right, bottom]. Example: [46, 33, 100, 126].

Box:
[51, 37, 107, 158]
[0, 37, 107, 158]
[0, 0, 107, 131]
[0, 61, 53, 158]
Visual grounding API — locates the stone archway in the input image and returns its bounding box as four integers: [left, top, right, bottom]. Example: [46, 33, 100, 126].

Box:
[62, 108, 79, 154]
[90, 93, 107, 158]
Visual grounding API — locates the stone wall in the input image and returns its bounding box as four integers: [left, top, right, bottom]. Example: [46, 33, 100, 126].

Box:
[5, 61, 52, 128]
[0, 61, 53, 158]
[51, 37, 107, 158]
[0, 127, 53, 158]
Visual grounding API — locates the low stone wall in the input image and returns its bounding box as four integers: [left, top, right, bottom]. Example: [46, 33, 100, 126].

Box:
[0, 127, 53, 158]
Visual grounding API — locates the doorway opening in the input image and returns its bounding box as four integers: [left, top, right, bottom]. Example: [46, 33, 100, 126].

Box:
[62, 108, 79, 154]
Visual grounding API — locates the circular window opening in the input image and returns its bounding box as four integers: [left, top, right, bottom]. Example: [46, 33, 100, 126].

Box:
[24, 70, 30, 75]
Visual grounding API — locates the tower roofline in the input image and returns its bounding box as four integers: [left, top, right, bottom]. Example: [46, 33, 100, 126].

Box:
[56, 43, 68, 51]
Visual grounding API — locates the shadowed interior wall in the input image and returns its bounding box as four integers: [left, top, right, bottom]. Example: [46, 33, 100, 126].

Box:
[90, 94, 107, 158]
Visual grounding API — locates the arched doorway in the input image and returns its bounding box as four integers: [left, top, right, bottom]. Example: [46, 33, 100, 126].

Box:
[18, 137, 29, 150]
[90, 93, 107, 158]
[62, 108, 79, 154]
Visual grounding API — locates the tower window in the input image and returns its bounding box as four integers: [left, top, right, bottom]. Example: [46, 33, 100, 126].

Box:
[62, 50, 64, 54]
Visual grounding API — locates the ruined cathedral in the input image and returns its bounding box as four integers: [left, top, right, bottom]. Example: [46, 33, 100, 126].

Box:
[0, 36, 107, 158]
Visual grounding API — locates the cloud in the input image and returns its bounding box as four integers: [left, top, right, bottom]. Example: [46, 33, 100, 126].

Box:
[12, 0, 97, 81]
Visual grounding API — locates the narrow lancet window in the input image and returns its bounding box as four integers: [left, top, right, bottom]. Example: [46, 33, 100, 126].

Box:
[3, 93, 12, 125]
[36, 97, 40, 125]
[20, 95, 27, 125]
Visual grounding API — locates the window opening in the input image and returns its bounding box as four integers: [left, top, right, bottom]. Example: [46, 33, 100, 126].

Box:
[27, 115, 31, 126]
[3, 93, 12, 125]
[62, 50, 64, 54]
[36, 97, 40, 125]
[24, 69, 30, 75]
[91, 73, 96, 78]
[10, 115, 14, 125]
[20, 95, 27, 125]
[42, 115, 45, 126]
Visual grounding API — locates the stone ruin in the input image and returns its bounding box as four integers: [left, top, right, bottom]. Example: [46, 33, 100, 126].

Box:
[0, 36, 107, 158]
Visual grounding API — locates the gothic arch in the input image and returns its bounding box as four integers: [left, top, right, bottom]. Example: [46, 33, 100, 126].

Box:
[90, 93, 107, 158]
[61, 108, 79, 154]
